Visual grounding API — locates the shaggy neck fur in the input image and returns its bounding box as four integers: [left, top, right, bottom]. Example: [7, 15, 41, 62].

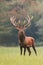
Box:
[18, 30, 25, 43]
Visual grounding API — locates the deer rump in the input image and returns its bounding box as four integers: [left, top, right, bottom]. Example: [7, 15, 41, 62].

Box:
[25, 37, 35, 46]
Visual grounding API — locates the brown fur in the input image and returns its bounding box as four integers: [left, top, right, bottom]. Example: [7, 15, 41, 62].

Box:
[18, 30, 37, 55]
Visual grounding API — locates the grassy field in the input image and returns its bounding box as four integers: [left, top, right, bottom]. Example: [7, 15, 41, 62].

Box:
[0, 46, 43, 65]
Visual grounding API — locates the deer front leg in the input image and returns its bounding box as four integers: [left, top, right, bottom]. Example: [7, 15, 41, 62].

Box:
[24, 45, 26, 55]
[20, 44, 22, 55]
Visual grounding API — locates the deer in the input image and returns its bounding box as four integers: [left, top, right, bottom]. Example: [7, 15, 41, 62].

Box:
[10, 16, 37, 56]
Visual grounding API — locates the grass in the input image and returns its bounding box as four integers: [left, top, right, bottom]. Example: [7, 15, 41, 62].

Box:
[0, 46, 43, 65]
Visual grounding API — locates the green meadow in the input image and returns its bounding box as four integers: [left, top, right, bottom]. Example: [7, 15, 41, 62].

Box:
[0, 46, 43, 65]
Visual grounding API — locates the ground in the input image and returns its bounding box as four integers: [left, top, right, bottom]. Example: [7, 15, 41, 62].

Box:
[0, 46, 43, 65]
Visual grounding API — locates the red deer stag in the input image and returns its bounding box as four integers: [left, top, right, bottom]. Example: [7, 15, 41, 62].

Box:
[10, 16, 37, 56]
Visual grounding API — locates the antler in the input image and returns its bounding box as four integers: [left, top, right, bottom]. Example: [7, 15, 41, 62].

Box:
[10, 16, 21, 30]
[23, 15, 33, 30]
[10, 16, 17, 26]
[10, 15, 33, 31]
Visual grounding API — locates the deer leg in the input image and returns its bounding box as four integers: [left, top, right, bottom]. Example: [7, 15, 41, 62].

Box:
[24, 46, 26, 55]
[27, 46, 31, 56]
[20, 45, 22, 55]
[32, 45, 37, 56]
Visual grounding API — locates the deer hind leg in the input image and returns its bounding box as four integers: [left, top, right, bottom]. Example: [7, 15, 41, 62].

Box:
[27, 46, 31, 56]
[32, 44, 37, 56]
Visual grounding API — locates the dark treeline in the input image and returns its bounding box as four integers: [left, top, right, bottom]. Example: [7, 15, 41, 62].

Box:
[0, 0, 43, 46]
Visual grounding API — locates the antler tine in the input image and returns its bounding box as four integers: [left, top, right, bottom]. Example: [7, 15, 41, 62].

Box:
[10, 16, 17, 27]
[30, 16, 33, 20]
[23, 15, 33, 30]
[24, 15, 31, 27]
[10, 16, 22, 30]
[25, 15, 33, 26]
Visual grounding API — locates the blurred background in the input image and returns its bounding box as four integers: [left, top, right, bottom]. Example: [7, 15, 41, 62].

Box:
[0, 0, 43, 46]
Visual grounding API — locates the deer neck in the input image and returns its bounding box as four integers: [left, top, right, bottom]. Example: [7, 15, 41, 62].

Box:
[18, 30, 25, 43]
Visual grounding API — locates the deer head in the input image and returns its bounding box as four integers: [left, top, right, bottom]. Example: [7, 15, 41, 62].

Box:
[10, 15, 33, 43]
